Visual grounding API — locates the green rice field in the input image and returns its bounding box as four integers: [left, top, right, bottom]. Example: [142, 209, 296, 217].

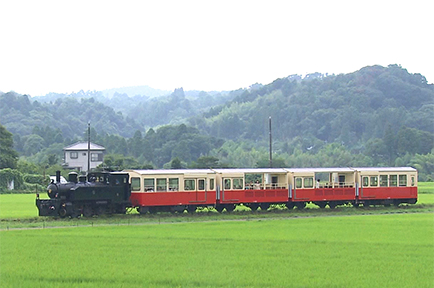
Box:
[1, 213, 433, 288]
[0, 183, 433, 287]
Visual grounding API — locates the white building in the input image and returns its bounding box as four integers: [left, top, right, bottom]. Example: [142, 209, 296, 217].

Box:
[63, 142, 105, 172]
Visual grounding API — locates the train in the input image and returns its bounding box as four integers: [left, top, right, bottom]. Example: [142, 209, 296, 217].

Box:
[36, 167, 418, 217]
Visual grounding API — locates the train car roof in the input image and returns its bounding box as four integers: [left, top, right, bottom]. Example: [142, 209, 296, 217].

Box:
[352, 167, 417, 172]
[285, 167, 355, 173]
[124, 169, 216, 175]
[124, 167, 417, 176]
[212, 168, 289, 174]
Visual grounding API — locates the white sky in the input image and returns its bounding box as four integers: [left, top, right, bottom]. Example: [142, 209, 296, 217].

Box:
[1, 0, 433, 96]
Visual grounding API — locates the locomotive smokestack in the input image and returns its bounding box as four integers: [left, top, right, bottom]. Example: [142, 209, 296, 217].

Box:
[56, 171, 61, 183]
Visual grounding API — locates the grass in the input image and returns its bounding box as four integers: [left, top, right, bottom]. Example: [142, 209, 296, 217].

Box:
[418, 182, 434, 204]
[1, 213, 433, 288]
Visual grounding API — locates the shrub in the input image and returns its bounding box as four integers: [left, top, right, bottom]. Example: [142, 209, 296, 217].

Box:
[0, 168, 24, 190]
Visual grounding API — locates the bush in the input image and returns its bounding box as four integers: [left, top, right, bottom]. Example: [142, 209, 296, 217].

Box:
[23, 174, 49, 185]
[0, 169, 24, 190]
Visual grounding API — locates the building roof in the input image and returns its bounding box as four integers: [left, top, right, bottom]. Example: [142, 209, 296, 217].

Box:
[63, 142, 105, 151]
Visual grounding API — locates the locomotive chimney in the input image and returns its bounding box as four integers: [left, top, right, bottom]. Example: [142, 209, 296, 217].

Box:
[79, 175, 87, 183]
[56, 171, 61, 183]
[69, 172, 78, 183]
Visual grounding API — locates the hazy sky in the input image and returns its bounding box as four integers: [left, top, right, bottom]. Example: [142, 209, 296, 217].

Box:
[1, 0, 432, 96]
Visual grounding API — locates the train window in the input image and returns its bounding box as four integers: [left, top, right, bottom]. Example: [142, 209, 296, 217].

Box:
[233, 178, 243, 189]
[224, 179, 231, 190]
[304, 177, 314, 188]
[295, 178, 302, 189]
[198, 179, 205, 190]
[169, 178, 179, 191]
[370, 176, 378, 187]
[157, 178, 167, 191]
[411, 176, 415, 186]
[399, 175, 407, 187]
[185, 179, 195, 190]
[144, 179, 155, 192]
[131, 177, 141, 191]
[380, 175, 388, 187]
[362, 177, 369, 187]
[210, 178, 215, 190]
[389, 175, 397, 187]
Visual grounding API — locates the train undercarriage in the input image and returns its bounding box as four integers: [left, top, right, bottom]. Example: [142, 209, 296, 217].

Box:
[36, 198, 130, 218]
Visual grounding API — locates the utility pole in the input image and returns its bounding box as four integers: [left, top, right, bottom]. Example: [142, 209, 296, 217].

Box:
[87, 121, 91, 173]
[269, 117, 272, 168]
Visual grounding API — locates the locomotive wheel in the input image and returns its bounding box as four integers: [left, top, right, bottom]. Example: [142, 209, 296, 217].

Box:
[83, 206, 93, 217]
[58, 206, 67, 218]
[96, 206, 106, 216]
[260, 203, 270, 211]
[328, 202, 336, 209]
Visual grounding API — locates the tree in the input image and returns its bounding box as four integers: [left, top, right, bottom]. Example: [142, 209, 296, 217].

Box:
[170, 157, 182, 169]
[383, 124, 397, 166]
[0, 124, 18, 169]
[129, 130, 143, 158]
[191, 156, 220, 168]
[23, 134, 45, 156]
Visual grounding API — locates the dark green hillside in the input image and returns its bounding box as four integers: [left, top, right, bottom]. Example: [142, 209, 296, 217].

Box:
[0, 92, 141, 154]
[193, 65, 433, 151]
[128, 88, 237, 127]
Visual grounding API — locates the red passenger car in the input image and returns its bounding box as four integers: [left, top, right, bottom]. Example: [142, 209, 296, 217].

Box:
[124, 167, 418, 213]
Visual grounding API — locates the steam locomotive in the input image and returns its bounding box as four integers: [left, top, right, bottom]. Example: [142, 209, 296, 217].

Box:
[36, 171, 131, 217]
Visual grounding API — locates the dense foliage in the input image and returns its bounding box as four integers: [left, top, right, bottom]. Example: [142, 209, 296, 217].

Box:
[0, 124, 18, 169]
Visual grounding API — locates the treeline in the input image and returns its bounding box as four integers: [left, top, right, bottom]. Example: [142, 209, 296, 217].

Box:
[91, 124, 224, 168]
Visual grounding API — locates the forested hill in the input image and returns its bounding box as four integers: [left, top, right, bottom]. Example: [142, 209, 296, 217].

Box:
[0, 64, 433, 178]
[0, 93, 142, 142]
[191, 65, 433, 153]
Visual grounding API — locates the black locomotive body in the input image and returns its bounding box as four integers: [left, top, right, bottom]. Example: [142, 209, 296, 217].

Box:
[36, 171, 131, 217]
